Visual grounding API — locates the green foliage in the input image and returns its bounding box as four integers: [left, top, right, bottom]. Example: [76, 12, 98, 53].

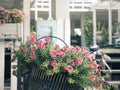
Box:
[96, 22, 109, 46]
[102, 82, 118, 90]
[84, 17, 110, 47]
[11, 32, 112, 89]
[30, 20, 36, 32]
[84, 17, 93, 47]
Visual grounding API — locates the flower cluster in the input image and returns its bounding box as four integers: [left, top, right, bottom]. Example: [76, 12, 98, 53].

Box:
[0, 7, 24, 24]
[12, 32, 109, 89]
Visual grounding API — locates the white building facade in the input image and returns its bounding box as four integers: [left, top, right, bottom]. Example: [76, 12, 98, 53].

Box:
[30, 0, 120, 47]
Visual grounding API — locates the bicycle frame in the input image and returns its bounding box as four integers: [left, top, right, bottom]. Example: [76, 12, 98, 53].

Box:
[90, 45, 111, 73]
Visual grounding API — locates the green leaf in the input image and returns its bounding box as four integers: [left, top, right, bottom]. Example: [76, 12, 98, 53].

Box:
[68, 78, 75, 84]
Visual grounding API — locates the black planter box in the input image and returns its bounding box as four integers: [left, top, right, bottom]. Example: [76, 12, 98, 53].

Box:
[23, 68, 83, 90]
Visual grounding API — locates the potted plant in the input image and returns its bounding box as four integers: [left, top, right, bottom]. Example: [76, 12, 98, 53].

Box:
[0, 7, 24, 24]
[0, 7, 24, 38]
[11, 32, 114, 90]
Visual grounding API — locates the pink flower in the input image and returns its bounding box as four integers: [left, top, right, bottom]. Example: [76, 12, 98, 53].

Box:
[29, 32, 36, 45]
[81, 48, 85, 51]
[23, 47, 28, 53]
[39, 42, 45, 49]
[55, 44, 60, 50]
[89, 61, 99, 72]
[37, 40, 42, 45]
[45, 36, 50, 43]
[71, 60, 75, 66]
[95, 83, 101, 89]
[29, 53, 35, 60]
[89, 64, 94, 69]
[82, 49, 90, 57]
[29, 40, 33, 45]
[37, 40, 45, 49]
[93, 61, 98, 69]
[50, 50, 57, 57]
[31, 45, 36, 52]
[71, 47, 77, 54]
[90, 75, 95, 82]
[87, 56, 93, 62]
[66, 65, 73, 73]
[57, 51, 66, 57]
[97, 69, 101, 76]
[101, 78, 105, 84]
[75, 46, 82, 52]
[51, 60, 57, 67]
[85, 51, 90, 57]
[87, 54, 95, 62]
[63, 46, 70, 52]
[75, 59, 82, 66]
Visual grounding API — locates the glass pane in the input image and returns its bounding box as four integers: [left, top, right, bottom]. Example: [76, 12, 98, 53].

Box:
[0, 0, 23, 9]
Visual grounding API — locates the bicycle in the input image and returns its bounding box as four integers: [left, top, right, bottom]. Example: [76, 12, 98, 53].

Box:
[90, 45, 111, 73]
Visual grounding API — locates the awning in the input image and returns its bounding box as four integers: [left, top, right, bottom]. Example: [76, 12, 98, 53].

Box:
[92, 1, 120, 9]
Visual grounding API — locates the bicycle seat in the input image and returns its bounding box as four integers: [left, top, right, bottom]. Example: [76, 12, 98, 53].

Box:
[90, 45, 99, 52]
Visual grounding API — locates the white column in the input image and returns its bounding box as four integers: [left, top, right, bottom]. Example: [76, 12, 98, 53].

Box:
[11, 65, 17, 90]
[23, 0, 30, 42]
[48, 0, 52, 19]
[93, 9, 97, 45]
[0, 40, 5, 90]
[56, 0, 70, 46]
[35, 0, 38, 20]
[65, 19, 70, 46]
[11, 44, 17, 90]
[108, 0, 112, 44]
[56, 18, 64, 46]
[118, 10, 120, 23]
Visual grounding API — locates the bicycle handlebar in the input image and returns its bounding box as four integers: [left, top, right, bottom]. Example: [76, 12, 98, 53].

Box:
[96, 52, 111, 61]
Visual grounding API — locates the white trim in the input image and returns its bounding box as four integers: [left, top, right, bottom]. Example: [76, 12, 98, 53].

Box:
[65, 19, 70, 46]
[93, 9, 97, 45]
[0, 41, 5, 90]
[92, 1, 120, 9]
[108, 0, 112, 44]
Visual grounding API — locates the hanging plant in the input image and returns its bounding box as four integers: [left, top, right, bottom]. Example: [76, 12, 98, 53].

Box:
[0, 7, 24, 24]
